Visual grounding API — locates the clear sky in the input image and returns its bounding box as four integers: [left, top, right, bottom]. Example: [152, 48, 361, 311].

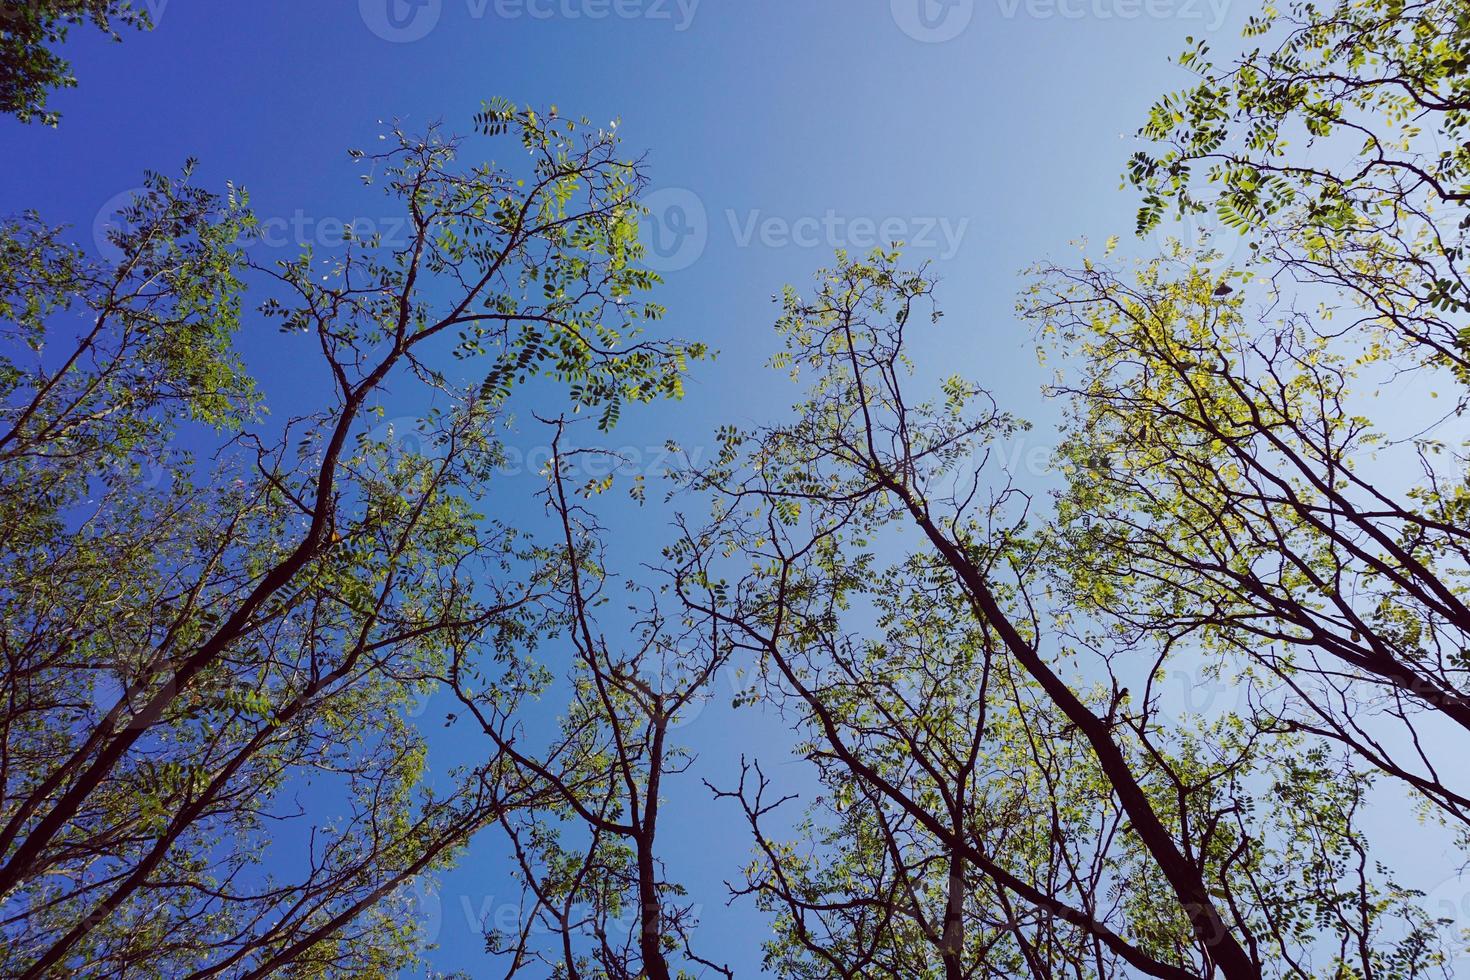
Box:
[13, 1, 1459, 976]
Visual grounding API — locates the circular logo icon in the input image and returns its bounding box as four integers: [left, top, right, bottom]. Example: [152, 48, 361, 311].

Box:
[93, 187, 150, 264]
[639, 188, 709, 273]
[359, 416, 444, 484]
[1425, 873, 1470, 969]
[382, 877, 443, 951]
[404, 680, 441, 720]
[891, 0, 975, 42]
[88, 668, 128, 724]
[360, 0, 442, 42]
[665, 671, 724, 733]
[1150, 210, 1246, 268]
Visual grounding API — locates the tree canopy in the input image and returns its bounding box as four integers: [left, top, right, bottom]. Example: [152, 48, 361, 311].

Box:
[0, 0, 151, 125]
[2, 0, 1469, 975]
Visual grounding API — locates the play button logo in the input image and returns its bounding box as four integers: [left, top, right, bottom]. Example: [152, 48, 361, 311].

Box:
[361, 0, 442, 42]
[891, 0, 975, 42]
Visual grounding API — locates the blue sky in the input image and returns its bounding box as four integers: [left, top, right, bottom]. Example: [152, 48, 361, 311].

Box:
[16, 1, 1462, 976]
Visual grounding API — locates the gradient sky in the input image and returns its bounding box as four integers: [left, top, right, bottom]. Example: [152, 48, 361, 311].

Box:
[6, 0, 1463, 975]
